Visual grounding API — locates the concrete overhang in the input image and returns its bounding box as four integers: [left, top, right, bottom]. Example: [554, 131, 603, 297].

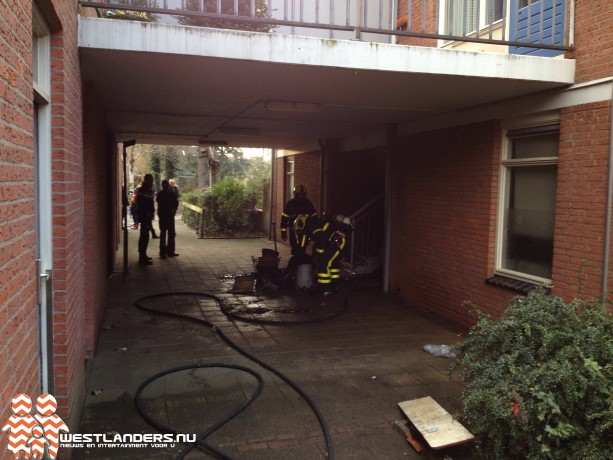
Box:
[78, 16, 575, 150]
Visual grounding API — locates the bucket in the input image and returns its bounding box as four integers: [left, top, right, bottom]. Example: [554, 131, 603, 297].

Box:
[295, 264, 313, 289]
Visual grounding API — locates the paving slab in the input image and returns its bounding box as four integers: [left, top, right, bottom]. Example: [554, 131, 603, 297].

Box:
[73, 218, 476, 460]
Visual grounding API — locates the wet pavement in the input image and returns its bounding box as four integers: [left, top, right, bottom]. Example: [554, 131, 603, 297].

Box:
[73, 218, 474, 460]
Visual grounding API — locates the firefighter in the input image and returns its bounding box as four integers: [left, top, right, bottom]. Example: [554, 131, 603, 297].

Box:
[280, 184, 317, 256]
[307, 213, 353, 296]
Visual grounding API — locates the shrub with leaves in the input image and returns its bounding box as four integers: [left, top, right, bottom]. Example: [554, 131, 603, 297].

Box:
[210, 178, 252, 230]
[182, 179, 257, 233]
[450, 288, 612, 459]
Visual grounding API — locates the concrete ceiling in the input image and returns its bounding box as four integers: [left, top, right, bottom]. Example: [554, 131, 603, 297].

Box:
[78, 18, 576, 151]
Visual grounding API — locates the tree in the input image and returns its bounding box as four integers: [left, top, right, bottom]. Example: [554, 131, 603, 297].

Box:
[104, 0, 158, 22]
[197, 147, 209, 188]
[149, 145, 161, 191]
[217, 147, 250, 180]
[162, 145, 178, 181]
[177, 0, 274, 33]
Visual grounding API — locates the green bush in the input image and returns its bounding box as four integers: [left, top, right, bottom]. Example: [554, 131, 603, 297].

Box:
[450, 288, 612, 459]
[182, 179, 257, 233]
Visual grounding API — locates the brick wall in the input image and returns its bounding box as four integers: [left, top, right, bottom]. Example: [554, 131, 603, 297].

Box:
[395, 0, 438, 47]
[389, 104, 613, 327]
[326, 146, 385, 215]
[49, 0, 87, 430]
[0, 0, 41, 427]
[273, 151, 322, 251]
[553, 101, 612, 301]
[389, 121, 514, 328]
[82, 83, 111, 355]
[294, 150, 321, 211]
[0, 0, 86, 436]
[571, 0, 613, 82]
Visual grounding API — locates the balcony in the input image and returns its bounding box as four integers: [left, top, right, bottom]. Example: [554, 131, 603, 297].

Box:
[77, 0, 575, 150]
[80, 0, 572, 54]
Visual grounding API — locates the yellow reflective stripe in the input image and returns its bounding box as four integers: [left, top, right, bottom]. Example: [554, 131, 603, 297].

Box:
[282, 213, 290, 218]
[315, 248, 325, 253]
[327, 250, 340, 266]
[318, 279, 332, 284]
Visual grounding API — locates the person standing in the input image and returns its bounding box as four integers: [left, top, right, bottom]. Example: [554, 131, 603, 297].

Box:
[169, 178, 179, 200]
[169, 178, 180, 216]
[136, 174, 155, 265]
[130, 191, 139, 229]
[156, 179, 179, 259]
[306, 213, 352, 296]
[280, 184, 317, 256]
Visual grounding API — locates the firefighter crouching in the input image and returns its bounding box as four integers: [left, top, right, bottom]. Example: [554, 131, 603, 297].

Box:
[307, 213, 353, 296]
[280, 185, 317, 257]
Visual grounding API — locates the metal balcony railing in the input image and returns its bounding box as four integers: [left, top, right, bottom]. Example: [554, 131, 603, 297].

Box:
[79, 0, 572, 54]
[342, 193, 385, 274]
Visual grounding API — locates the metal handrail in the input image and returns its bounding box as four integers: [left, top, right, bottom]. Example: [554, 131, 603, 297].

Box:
[78, 0, 572, 52]
[345, 194, 385, 269]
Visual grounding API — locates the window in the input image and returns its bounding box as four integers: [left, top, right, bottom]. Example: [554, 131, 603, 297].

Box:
[498, 125, 559, 281]
[445, 0, 503, 36]
[285, 156, 295, 201]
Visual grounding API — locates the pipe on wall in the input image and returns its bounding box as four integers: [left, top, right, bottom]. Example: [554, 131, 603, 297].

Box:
[383, 124, 397, 293]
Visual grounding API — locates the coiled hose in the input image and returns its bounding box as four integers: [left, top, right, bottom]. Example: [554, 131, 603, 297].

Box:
[134, 283, 379, 459]
[134, 292, 348, 460]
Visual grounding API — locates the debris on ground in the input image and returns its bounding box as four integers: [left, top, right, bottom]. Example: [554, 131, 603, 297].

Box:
[423, 344, 457, 358]
[397, 396, 474, 451]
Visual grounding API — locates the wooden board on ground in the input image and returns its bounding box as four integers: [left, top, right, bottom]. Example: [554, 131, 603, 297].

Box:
[398, 396, 474, 450]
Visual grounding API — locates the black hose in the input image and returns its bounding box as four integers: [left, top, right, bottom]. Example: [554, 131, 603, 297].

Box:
[135, 362, 263, 459]
[134, 290, 340, 459]
[134, 281, 381, 459]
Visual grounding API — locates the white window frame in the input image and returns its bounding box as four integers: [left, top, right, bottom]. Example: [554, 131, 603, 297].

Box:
[440, 0, 505, 38]
[496, 115, 560, 284]
[285, 156, 295, 201]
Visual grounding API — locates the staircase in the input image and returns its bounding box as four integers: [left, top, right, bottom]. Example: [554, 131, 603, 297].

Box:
[341, 193, 385, 277]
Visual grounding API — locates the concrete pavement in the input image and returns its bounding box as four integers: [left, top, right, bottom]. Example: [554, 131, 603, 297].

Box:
[73, 218, 474, 460]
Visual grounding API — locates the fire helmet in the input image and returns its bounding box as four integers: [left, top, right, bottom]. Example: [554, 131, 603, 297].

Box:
[293, 184, 307, 197]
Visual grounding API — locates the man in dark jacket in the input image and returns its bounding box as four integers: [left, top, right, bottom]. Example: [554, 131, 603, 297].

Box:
[136, 174, 155, 265]
[156, 179, 179, 259]
[280, 184, 317, 256]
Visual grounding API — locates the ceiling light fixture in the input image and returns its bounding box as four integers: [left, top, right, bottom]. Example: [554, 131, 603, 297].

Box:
[265, 101, 322, 113]
[218, 127, 260, 136]
[198, 139, 228, 146]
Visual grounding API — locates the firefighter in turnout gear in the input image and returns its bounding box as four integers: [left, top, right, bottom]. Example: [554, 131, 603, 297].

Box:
[307, 213, 353, 296]
[280, 185, 317, 256]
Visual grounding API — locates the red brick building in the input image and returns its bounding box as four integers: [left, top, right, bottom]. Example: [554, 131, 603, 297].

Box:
[274, 1, 613, 330]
